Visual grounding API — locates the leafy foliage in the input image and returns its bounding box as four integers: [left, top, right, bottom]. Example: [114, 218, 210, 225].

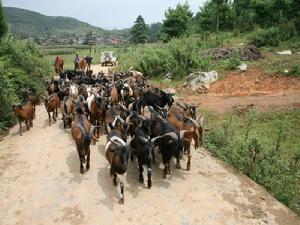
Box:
[117, 37, 211, 78]
[131, 15, 148, 44]
[161, 3, 193, 41]
[249, 27, 281, 47]
[0, 0, 7, 38]
[0, 36, 52, 134]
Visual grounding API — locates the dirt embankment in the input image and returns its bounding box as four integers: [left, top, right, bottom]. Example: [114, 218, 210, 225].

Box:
[177, 69, 300, 112]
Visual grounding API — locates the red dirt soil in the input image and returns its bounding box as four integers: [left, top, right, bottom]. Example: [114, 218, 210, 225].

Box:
[175, 69, 300, 112]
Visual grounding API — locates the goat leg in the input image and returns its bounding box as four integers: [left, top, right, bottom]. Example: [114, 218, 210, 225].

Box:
[176, 158, 181, 169]
[147, 162, 152, 188]
[77, 149, 84, 174]
[53, 111, 57, 122]
[48, 111, 51, 126]
[119, 182, 124, 204]
[138, 162, 144, 183]
[25, 120, 30, 130]
[112, 172, 117, 186]
[86, 148, 90, 171]
[19, 120, 22, 136]
[187, 146, 191, 171]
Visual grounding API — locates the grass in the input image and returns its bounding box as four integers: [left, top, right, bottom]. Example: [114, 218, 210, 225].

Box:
[203, 108, 300, 215]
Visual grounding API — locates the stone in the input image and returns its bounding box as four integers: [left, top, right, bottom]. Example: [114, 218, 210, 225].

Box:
[237, 63, 247, 71]
[186, 71, 218, 90]
[276, 50, 292, 55]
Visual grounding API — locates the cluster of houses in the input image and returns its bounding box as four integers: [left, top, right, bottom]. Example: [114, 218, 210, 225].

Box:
[27, 32, 128, 46]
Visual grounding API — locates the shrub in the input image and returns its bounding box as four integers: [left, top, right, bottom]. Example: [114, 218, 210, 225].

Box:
[250, 27, 281, 47]
[117, 37, 212, 78]
[0, 36, 52, 134]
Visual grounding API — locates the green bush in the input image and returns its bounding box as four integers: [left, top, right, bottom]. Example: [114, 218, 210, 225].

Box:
[250, 27, 281, 47]
[117, 37, 212, 78]
[0, 36, 52, 134]
[205, 109, 300, 215]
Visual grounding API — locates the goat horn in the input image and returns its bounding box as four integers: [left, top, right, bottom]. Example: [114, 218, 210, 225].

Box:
[154, 104, 163, 110]
[185, 117, 199, 127]
[151, 132, 179, 143]
[138, 136, 149, 143]
[176, 102, 187, 110]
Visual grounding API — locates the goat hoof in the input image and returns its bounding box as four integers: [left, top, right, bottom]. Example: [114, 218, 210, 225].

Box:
[176, 164, 181, 169]
[86, 165, 90, 171]
[113, 179, 117, 186]
[119, 198, 124, 204]
[80, 167, 84, 174]
[147, 180, 152, 188]
[139, 176, 144, 183]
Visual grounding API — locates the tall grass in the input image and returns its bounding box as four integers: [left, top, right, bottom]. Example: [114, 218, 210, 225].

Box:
[204, 109, 300, 215]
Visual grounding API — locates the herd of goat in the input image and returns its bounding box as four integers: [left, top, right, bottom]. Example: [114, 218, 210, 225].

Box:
[13, 70, 205, 204]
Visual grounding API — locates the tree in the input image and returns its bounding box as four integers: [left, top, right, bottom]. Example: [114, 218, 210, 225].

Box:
[0, 0, 8, 38]
[195, 0, 234, 33]
[148, 22, 162, 43]
[131, 15, 148, 43]
[161, 3, 193, 41]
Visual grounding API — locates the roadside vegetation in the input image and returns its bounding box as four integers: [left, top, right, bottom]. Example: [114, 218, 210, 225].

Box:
[204, 108, 300, 215]
[0, 1, 52, 134]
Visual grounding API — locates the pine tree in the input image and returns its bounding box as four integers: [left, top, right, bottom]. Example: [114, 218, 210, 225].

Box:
[0, 0, 8, 38]
[161, 3, 193, 41]
[131, 15, 148, 43]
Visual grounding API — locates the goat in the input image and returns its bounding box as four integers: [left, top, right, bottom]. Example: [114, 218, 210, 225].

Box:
[143, 106, 185, 174]
[71, 103, 92, 174]
[12, 101, 34, 136]
[105, 129, 128, 204]
[22, 88, 37, 118]
[61, 96, 75, 129]
[42, 93, 59, 126]
[168, 107, 203, 170]
[129, 119, 153, 188]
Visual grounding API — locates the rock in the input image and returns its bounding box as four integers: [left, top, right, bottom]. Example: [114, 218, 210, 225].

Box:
[163, 78, 172, 83]
[200, 45, 262, 61]
[186, 71, 218, 90]
[276, 50, 292, 55]
[237, 63, 247, 71]
[163, 72, 173, 79]
[284, 69, 289, 74]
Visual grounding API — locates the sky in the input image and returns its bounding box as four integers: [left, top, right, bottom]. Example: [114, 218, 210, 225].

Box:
[2, 0, 206, 29]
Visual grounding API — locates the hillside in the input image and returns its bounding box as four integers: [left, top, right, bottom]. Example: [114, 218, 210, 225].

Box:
[3, 7, 104, 38]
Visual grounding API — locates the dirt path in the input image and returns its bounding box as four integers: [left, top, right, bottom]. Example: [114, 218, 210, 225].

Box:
[90, 64, 114, 75]
[1, 105, 299, 225]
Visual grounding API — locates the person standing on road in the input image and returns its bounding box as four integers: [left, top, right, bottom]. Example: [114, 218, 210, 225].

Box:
[84, 55, 93, 71]
[74, 53, 80, 72]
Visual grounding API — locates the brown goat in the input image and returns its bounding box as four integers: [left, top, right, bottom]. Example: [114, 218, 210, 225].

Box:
[42, 93, 59, 126]
[110, 86, 119, 105]
[168, 107, 203, 170]
[61, 96, 75, 129]
[71, 111, 92, 174]
[13, 101, 34, 136]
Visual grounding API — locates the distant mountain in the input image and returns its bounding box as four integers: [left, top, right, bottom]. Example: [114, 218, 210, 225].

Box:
[3, 7, 120, 38]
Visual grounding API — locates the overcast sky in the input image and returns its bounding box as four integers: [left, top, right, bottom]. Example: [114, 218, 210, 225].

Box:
[2, 0, 206, 29]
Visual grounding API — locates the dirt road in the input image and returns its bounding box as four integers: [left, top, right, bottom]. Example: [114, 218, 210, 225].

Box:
[1, 104, 300, 225]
